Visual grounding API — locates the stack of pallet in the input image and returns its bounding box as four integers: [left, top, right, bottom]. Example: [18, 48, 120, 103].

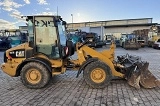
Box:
[133, 29, 150, 47]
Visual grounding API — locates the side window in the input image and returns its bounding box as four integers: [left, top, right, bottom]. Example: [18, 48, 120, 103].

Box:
[58, 23, 66, 46]
[28, 19, 34, 42]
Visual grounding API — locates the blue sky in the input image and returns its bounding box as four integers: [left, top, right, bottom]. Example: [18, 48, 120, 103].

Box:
[0, 0, 160, 29]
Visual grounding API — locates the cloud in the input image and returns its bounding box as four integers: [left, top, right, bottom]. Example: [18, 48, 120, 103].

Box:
[37, 0, 48, 5]
[0, 0, 27, 30]
[2, 6, 13, 11]
[45, 8, 50, 11]
[9, 9, 22, 19]
[24, 0, 30, 4]
[0, 0, 24, 21]
[0, 0, 23, 12]
[35, 11, 56, 15]
[0, 19, 17, 29]
[0, 19, 10, 24]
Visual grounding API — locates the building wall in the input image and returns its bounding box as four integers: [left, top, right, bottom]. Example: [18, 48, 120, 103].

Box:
[104, 26, 150, 34]
[104, 26, 151, 40]
[67, 18, 156, 41]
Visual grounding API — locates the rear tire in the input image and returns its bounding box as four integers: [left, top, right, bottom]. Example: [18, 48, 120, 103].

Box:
[83, 61, 112, 88]
[122, 42, 124, 48]
[20, 62, 51, 89]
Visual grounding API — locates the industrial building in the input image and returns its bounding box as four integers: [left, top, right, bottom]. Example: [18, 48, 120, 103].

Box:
[67, 18, 157, 40]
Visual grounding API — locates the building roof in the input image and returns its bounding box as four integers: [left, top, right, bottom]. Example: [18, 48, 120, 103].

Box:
[67, 18, 155, 29]
[68, 18, 153, 24]
[104, 23, 158, 28]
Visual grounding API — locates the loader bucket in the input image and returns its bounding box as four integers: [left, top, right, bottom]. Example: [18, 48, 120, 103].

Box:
[117, 54, 160, 89]
[139, 62, 160, 88]
[126, 62, 160, 89]
[127, 64, 141, 89]
[127, 72, 141, 89]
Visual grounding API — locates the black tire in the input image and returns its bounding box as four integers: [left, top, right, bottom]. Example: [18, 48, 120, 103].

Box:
[83, 61, 112, 88]
[125, 47, 128, 50]
[20, 62, 51, 89]
[122, 42, 124, 48]
[99, 45, 103, 48]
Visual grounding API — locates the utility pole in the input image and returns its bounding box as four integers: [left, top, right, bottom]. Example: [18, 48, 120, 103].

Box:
[71, 14, 73, 29]
[57, 6, 58, 16]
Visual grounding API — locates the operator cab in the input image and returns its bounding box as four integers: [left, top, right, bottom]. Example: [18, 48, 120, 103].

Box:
[26, 15, 74, 59]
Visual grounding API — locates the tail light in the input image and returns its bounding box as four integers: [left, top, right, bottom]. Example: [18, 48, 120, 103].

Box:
[65, 47, 69, 55]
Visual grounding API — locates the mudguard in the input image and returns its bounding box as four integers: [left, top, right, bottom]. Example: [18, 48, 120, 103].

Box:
[16, 57, 52, 76]
[76, 58, 98, 78]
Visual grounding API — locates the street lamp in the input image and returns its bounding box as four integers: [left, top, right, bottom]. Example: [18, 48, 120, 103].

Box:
[71, 14, 73, 29]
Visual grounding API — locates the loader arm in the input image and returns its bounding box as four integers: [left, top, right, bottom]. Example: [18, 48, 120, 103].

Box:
[76, 43, 124, 78]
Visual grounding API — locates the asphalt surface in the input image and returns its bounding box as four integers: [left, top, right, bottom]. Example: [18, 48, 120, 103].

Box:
[0, 46, 160, 106]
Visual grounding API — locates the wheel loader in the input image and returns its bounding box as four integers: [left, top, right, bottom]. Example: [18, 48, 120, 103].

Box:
[1, 15, 160, 89]
[120, 34, 140, 50]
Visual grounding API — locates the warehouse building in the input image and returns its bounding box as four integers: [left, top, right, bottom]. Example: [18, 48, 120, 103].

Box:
[67, 18, 157, 40]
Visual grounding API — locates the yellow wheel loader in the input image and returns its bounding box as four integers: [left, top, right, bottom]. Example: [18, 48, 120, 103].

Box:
[1, 15, 160, 89]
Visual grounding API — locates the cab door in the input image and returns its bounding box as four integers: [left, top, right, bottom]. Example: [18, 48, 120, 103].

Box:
[34, 16, 60, 58]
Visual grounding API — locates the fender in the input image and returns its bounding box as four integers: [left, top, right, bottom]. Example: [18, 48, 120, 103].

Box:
[76, 58, 98, 78]
[15, 57, 52, 76]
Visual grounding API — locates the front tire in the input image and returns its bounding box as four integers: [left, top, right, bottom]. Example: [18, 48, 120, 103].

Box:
[83, 61, 112, 88]
[20, 62, 51, 89]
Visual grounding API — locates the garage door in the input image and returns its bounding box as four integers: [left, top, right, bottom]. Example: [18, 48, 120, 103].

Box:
[90, 27, 101, 36]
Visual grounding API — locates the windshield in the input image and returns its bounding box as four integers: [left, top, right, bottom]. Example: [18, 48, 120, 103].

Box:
[57, 21, 66, 46]
[106, 35, 112, 39]
[8, 36, 21, 40]
[8, 36, 21, 44]
[121, 34, 127, 38]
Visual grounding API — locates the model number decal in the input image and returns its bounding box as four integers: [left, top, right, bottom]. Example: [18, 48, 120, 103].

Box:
[9, 49, 25, 58]
[16, 51, 25, 57]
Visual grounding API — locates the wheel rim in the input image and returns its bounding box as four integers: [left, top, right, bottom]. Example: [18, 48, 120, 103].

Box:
[90, 68, 106, 83]
[26, 69, 42, 84]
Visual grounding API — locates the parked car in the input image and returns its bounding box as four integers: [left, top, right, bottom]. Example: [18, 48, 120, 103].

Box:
[104, 35, 113, 45]
[0, 36, 10, 49]
[83, 32, 104, 48]
[0, 36, 21, 50]
[153, 39, 160, 49]
[8, 36, 21, 47]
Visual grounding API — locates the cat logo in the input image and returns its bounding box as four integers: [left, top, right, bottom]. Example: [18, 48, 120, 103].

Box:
[16, 51, 25, 57]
